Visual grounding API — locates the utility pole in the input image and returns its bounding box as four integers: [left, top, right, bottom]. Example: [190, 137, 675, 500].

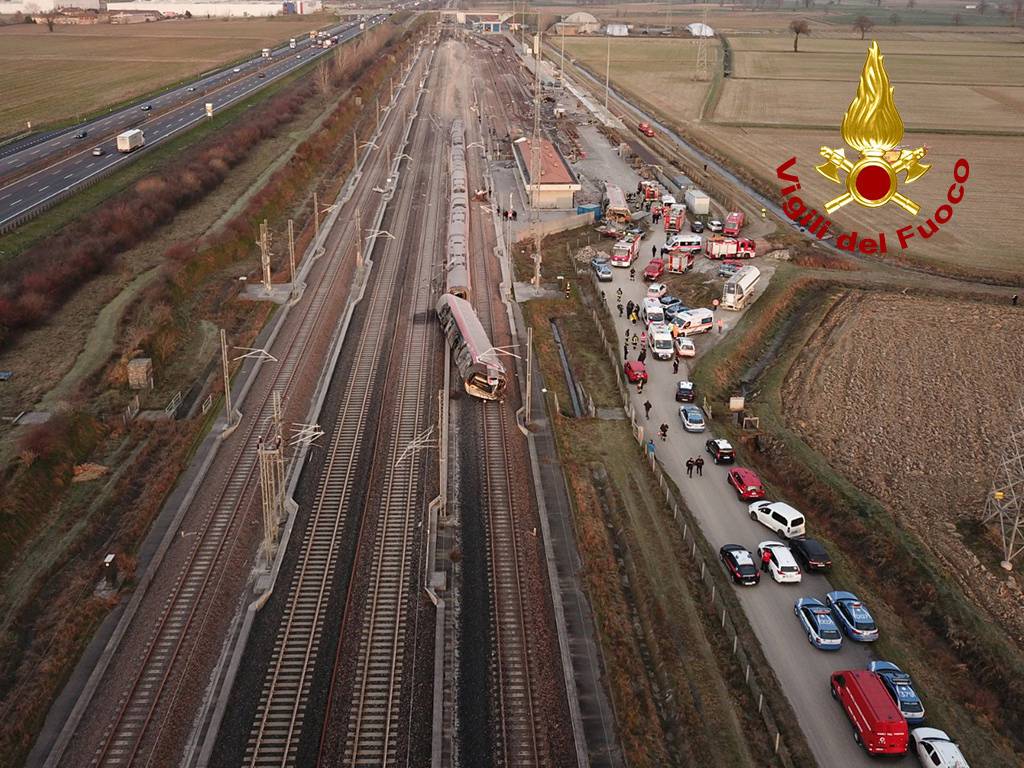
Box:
[530, 32, 543, 288]
[220, 328, 234, 427]
[313, 191, 320, 235]
[257, 392, 286, 565]
[352, 127, 358, 170]
[604, 32, 611, 110]
[287, 218, 296, 286]
[355, 206, 364, 267]
[375, 95, 380, 131]
[259, 219, 271, 293]
[559, 15, 566, 86]
[524, 326, 533, 425]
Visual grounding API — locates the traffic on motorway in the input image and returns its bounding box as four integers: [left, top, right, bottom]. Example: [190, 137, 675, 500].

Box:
[0, 15, 386, 230]
[598, 201, 969, 766]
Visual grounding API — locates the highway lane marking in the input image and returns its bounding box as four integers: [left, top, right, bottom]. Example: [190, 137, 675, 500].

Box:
[39, 185, 49, 192]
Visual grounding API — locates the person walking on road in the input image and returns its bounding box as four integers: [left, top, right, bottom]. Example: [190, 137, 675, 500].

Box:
[630, 310, 638, 325]
[672, 357, 679, 375]
[695, 456, 705, 476]
[617, 287, 623, 302]
[626, 300, 635, 317]
[717, 318, 725, 334]
[629, 267, 636, 282]
[761, 548, 772, 573]
[686, 458, 695, 478]
[636, 379, 645, 394]
[640, 330, 647, 347]
[623, 342, 629, 360]
[659, 423, 668, 441]
[617, 302, 624, 317]
[638, 348, 647, 364]
[631, 333, 639, 349]
[643, 400, 652, 419]
[651, 244, 657, 259]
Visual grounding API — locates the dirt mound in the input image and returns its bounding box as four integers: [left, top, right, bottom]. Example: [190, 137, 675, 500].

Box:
[783, 291, 1024, 645]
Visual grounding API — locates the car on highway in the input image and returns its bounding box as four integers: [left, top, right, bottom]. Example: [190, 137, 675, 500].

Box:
[646, 281, 667, 298]
[826, 590, 879, 642]
[690, 219, 704, 233]
[593, 261, 613, 282]
[756, 541, 802, 583]
[257, 72, 266, 78]
[868, 661, 925, 723]
[675, 336, 695, 358]
[187, 86, 198, 92]
[720, 544, 759, 586]
[678, 404, 705, 433]
[75, 130, 87, 139]
[91, 147, 104, 156]
[748, 500, 806, 538]
[726, 467, 765, 501]
[140, 104, 152, 111]
[708, 219, 723, 232]
[624, 360, 648, 383]
[794, 597, 842, 650]
[233, 67, 242, 72]
[718, 261, 742, 278]
[910, 728, 970, 767]
[787, 537, 832, 572]
[643, 259, 665, 281]
[705, 438, 735, 464]
[675, 380, 695, 403]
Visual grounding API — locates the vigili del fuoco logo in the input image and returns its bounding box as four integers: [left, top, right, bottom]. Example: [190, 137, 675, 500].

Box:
[775, 41, 970, 255]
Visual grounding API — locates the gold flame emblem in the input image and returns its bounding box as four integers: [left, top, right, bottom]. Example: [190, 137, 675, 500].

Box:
[815, 42, 930, 214]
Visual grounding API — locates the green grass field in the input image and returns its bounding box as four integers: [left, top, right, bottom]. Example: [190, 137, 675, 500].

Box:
[0, 15, 335, 136]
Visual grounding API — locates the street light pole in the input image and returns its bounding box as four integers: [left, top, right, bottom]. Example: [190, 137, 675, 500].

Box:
[605, 32, 611, 111]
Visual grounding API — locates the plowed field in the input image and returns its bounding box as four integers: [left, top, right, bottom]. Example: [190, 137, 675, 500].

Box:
[783, 291, 1024, 645]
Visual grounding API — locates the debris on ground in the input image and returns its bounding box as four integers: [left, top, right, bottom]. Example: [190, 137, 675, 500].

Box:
[73, 463, 110, 483]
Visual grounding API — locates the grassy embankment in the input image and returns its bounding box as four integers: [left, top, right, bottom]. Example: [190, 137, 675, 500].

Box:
[691, 269, 1024, 765]
[515, 226, 813, 767]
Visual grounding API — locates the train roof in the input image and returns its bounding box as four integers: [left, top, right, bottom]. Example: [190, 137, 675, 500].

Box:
[436, 294, 505, 372]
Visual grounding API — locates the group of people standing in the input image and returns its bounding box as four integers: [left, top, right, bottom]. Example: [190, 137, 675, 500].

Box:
[685, 456, 705, 477]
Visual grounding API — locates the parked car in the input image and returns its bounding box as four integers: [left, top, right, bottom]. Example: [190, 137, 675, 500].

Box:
[91, 146, 104, 156]
[868, 661, 925, 723]
[794, 597, 842, 650]
[718, 261, 742, 278]
[910, 728, 970, 767]
[720, 544, 759, 585]
[659, 294, 682, 308]
[643, 259, 665, 281]
[591, 253, 610, 268]
[788, 537, 832, 572]
[705, 438, 735, 464]
[708, 219, 723, 232]
[675, 337, 695, 358]
[678, 404, 705, 433]
[624, 360, 648, 383]
[646, 282, 667, 298]
[748, 500, 806, 538]
[675, 380, 696, 403]
[594, 261, 613, 282]
[690, 219, 704, 233]
[832, 670, 909, 756]
[826, 591, 879, 642]
[664, 304, 691, 324]
[756, 541, 802, 583]
[727, 467, 765, 501]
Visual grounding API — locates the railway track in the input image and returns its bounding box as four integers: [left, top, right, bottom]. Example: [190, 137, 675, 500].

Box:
[242, 47, 438, 768]
[465, 70, 549, 767]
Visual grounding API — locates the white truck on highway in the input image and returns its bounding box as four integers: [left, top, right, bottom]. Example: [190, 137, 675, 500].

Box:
[261, 47, 271, 58]
[116, 129, 145, 154]
[289, 37, 297, 48]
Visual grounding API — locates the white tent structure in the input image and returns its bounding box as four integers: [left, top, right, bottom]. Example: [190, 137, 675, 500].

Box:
[686, 22, 714, 37]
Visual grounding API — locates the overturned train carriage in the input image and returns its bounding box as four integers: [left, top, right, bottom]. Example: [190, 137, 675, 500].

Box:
[436, 294, 506, 401]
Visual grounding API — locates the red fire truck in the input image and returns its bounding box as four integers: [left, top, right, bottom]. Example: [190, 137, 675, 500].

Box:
[723, 211, 745, 236]
[705, 236, 756, 260]
[663, 204, 686, 234]
[666, 250, 695, 273]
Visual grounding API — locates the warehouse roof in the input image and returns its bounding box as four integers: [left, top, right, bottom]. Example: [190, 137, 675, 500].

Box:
[564, 11, 598, 23]
[513, 137, 579, 187]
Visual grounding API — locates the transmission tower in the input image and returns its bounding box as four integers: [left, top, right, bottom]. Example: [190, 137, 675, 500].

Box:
[530, 30, 543, 287]
[694, 3, 710, 81]
[982, 400, 1024, 570]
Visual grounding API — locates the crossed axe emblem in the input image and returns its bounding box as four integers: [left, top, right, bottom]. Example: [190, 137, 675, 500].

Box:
[815, 146, 930, 215]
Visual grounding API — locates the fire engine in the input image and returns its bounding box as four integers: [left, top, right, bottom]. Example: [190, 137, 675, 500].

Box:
[663, 203, 686, 234]
[666, 250, 695, 273]
[705, 236, 756, 260]
[610, 233, 641, 267]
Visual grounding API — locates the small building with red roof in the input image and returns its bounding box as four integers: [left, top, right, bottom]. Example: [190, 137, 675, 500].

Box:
[512, 136, 582, 209]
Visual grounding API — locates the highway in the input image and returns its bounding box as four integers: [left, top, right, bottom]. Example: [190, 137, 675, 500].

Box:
[0, 15, 386, 232]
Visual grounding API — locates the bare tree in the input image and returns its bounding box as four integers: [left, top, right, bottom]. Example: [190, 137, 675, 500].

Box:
[315, 61, 333, 100]
[42, 8, 58, 31]
[853, 14, 875, 37]
[790, 19, 810, 51]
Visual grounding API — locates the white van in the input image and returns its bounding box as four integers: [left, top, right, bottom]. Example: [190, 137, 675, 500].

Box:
[674, 307, 714, 336]
[640, 298, 665, 326]
[748, 501, 806, 538]
[647, 323, 675, 360]
[663, 233, 702, 254]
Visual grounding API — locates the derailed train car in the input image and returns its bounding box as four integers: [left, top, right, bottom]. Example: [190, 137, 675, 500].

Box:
[436, 294, 506, 400]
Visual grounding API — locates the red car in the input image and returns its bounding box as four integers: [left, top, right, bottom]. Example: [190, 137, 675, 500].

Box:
[642, 259, 664, 281]
[624, 360, 648, 383]
[727, 467, 766, 501]
[638, 121, 655, 137]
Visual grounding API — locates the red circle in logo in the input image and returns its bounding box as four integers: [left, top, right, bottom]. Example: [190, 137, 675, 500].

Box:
[854, 164, 892, 201]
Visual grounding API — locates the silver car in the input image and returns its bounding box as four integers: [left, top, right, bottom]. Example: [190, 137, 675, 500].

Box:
[678, 404, 705, 433]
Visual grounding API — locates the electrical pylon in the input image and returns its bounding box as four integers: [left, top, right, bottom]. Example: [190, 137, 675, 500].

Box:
[982, 399, 1024, 570]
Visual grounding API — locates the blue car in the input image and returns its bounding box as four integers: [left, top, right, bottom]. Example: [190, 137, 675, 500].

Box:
[593, 261, 613, 282]
[664, 304, 691, 323]
[659, 294, 682, 308]
[794, 597, 842, 650]
[869, 661, 926, 723]
[825, 590, 879, 642]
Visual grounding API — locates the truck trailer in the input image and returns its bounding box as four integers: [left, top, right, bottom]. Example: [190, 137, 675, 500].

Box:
[684, 189, 710, 216]
[116, 129, 145, 153]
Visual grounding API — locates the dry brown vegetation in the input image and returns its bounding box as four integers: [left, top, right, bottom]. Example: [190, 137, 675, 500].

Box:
[0, 15, 337, 135]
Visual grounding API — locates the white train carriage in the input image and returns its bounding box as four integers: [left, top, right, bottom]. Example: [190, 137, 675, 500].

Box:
[436, 294, 506, 400]
[445, 262, 470, 299]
